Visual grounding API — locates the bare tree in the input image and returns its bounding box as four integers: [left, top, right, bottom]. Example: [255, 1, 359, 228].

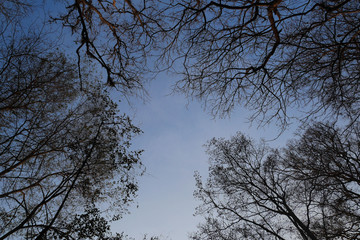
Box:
[2, 0, 164, 93]
[192, 124, 360, 240]
[5, 1, 360, 129]
[162, 0, 360, 128]
[0, 4, 143, 239]
[282, 122, 360, 239]
[55, 0, 164, 93]
[0, 48, 142, 240]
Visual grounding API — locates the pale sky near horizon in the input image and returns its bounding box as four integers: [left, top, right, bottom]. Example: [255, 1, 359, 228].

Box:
[113, 73, 297, 240]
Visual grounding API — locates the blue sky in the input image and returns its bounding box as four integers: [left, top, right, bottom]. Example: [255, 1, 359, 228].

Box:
[113, 72, 296, 240]
[5, 1, 353, 239]
[23, 3, 298, 238]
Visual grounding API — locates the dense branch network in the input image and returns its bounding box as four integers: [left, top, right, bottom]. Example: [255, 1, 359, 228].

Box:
[0, 1, 143, 239]
[193, 123, 360, 239]
[56, 0, 163, 94]
[162, 0, 360, 128]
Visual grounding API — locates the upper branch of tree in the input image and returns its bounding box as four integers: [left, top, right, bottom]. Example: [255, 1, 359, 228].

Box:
[162, 0, 360, 129]
[193, 124, 360, 239]
[0, 21, 143, 238]
[54, 0, 164, 96]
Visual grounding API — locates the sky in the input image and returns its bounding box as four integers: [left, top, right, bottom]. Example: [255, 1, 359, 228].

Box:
[113, 72, 297, 240]
[3, 1, 355, 240]
[22, 2, 298, 239]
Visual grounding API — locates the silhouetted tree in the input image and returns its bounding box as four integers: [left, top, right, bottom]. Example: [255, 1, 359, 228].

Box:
[55, 0, 163, 92]
[192, 123, 360, 240]
[5, 1, 360, 129]
[2, 0, 163, 92]
[43, 206, 135, 240]
[0, 3, 143, 239]
[163, 0, 360, 128]
[282, 123, 360, 239]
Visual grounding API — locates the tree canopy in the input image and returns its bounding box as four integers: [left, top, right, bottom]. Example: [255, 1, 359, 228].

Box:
[0, 1, 143, 239]
[192, 123, 360, 239]
[1, 0, 360, 239]
[163, 0, 360, 127]
[55, 0, 163, 91]
[5, 0, 359, 128]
